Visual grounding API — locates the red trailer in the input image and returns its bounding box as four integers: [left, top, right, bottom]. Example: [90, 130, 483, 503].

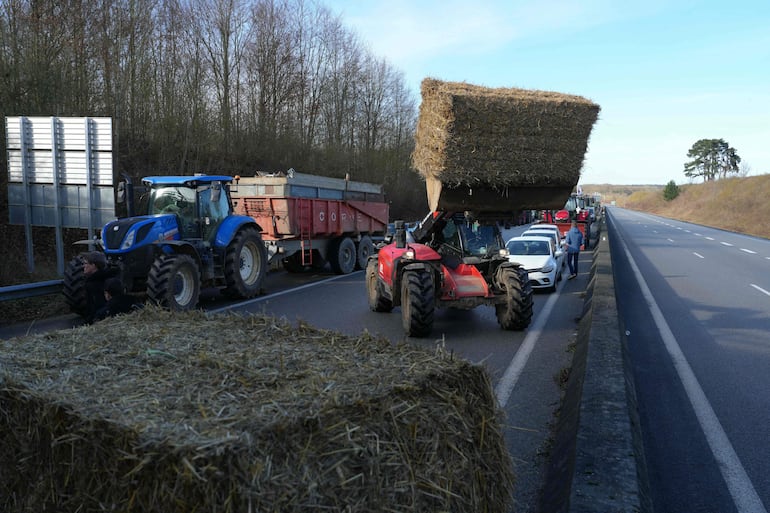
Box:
[231, 171, 389, 274]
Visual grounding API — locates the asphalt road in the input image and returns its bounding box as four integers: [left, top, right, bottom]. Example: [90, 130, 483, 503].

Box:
[0, 223, 596, 513]
[607, 207, 770, 513]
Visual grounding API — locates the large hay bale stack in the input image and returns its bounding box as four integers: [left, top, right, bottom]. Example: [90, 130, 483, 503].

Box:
[412, 78, 600, 213]
[0, 307, 513, 512]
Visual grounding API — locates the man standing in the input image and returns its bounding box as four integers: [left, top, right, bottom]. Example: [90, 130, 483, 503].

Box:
[564, 221, 584, 280]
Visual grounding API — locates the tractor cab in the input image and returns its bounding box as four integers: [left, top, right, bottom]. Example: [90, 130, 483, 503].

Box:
[143, 176, 233, 240]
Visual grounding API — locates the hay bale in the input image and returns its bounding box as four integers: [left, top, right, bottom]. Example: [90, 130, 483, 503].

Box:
[0, 307, 513, 513]
[412, 78, 600, 211]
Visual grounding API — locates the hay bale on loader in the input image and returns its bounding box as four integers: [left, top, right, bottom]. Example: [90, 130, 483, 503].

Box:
[0, 307, 514, 513]
[412, 78, 600, 213]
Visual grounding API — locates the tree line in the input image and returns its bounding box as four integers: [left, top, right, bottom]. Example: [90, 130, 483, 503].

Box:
[0, 0, 428, 219]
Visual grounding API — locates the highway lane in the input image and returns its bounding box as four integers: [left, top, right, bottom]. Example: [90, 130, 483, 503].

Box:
[607, 207, 770, 513]
[214, 229, 591, 513]
[0, 222, 593, 513]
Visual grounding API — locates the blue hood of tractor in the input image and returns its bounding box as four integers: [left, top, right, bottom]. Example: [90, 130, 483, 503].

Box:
[101, 214, 180, 254]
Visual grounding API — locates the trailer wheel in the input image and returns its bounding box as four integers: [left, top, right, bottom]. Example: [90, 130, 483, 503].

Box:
[63, 256, 88, 315]
[366, 258, 393, 312]
[224, 227, 267, 298]
[356, 236, 374, 270]
[147, 254, 200, 310]
[401, 269, 434, 338]
[495, 266, 533, 330]
[329, 237, 356, 274]
[282, 253, 306, 273]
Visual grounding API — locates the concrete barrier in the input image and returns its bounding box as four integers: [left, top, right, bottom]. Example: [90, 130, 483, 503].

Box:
[539, 215, 652, 513]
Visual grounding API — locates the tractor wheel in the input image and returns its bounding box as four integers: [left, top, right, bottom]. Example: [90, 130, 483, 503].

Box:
[356, 236, 374, 270]
[63, 256, 88, 315]
[329, 237, 356, 275]
[401, 269, 434, 338]
[224, 227, 267, 298]
[147, 254, 201, 310]
[366, 258, 393, 312]
[495, 266, 534, 330]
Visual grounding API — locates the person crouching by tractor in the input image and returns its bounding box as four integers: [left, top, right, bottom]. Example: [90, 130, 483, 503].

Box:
[80, 251, 118, 323]
[93, 277, 143, 322]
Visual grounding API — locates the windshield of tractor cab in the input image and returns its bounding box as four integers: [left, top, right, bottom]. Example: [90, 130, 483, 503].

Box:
[150, 187, 196, 217]
[459, 222, 500, 256]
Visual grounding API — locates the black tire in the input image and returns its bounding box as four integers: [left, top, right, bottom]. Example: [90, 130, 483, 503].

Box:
[356, 236, 374, 270]
[495, 266, 534, 330]
[63, 256, 88, 315]
[329, 237, 356, 275]
[282, 253, 306, 273]
[310, 250, 327, 270]
[224, 227, 267, 298]
[366, 258, 393, 312]
[401, 269, 434, 338]
[147, 254, 201, 310]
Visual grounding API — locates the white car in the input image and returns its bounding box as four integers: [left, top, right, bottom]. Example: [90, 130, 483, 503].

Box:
[521, 228, 565, 268]
[506, 235, 563, 292]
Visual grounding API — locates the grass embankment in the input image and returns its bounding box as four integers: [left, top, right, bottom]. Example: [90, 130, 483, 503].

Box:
[585, 175, 770, 240]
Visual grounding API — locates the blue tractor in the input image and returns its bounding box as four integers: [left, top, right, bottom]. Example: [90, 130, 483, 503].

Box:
[63, 175, 268, 316]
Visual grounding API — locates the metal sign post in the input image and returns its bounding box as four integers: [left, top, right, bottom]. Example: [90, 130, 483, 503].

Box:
[5, 116, 115, 275]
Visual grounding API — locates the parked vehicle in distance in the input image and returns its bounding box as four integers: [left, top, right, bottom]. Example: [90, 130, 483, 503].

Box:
[506, 235, 563, 292]
[521, 228, 565, 268]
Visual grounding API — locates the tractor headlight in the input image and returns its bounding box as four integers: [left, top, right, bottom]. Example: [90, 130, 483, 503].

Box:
[404, 249, 415, 260]
[120, 230, 136, 250]
[499, 248, 509, 258]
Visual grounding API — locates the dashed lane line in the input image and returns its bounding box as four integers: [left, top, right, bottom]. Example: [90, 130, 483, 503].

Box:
[750, 284, 770, 297]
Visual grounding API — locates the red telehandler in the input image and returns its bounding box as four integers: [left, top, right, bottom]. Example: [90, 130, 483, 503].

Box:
[367, 211, 533, 338]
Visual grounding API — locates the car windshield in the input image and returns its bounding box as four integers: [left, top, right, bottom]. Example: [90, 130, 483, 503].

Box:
[507, 240, 550, 256]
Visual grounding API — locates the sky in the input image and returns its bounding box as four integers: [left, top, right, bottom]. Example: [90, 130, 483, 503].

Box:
[325, 0, 770, 185]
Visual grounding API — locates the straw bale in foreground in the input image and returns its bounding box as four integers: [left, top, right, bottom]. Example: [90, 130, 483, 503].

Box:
[0, 307, 513, 512]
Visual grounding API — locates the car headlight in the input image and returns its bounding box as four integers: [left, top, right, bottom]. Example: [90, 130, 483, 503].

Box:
[541, 265, 554, 273]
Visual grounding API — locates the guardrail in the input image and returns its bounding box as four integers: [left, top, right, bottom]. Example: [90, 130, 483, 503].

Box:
[0, 280, 63, 302]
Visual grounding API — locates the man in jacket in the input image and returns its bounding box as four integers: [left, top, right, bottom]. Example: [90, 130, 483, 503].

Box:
[564, 221, 584, 280]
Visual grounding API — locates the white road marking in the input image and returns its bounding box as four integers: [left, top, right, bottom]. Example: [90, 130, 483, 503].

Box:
[495, 281, 562, 407]
[618, 231, 767, 513]
[208, 273, 355, 314]
[721, 241, 734, 247]
[667, 238, 675, 243]
[693, 252, 704, 259]
[740, 248, 757, 254]
[750, 284, 770, 297]
[694, 233, 703, 237]
[706, 237, 715, 241]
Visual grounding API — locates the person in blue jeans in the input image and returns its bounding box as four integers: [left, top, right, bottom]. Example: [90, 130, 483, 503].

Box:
[564, 221, 584, 279]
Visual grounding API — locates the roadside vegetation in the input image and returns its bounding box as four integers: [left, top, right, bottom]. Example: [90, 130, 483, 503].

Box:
[584, 174, 770, 240]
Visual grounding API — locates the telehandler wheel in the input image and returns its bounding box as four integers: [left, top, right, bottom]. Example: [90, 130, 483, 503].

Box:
[366, 258, 393, 312]
[63, 256, 88, 315]
[224, 227, 267, 298]
[495, 266, 534, 330]
[147, 254, 201, 311]
[356, 236, 374, 270]
[401, 269, 434, 338]
[329, 237, 356, 275]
